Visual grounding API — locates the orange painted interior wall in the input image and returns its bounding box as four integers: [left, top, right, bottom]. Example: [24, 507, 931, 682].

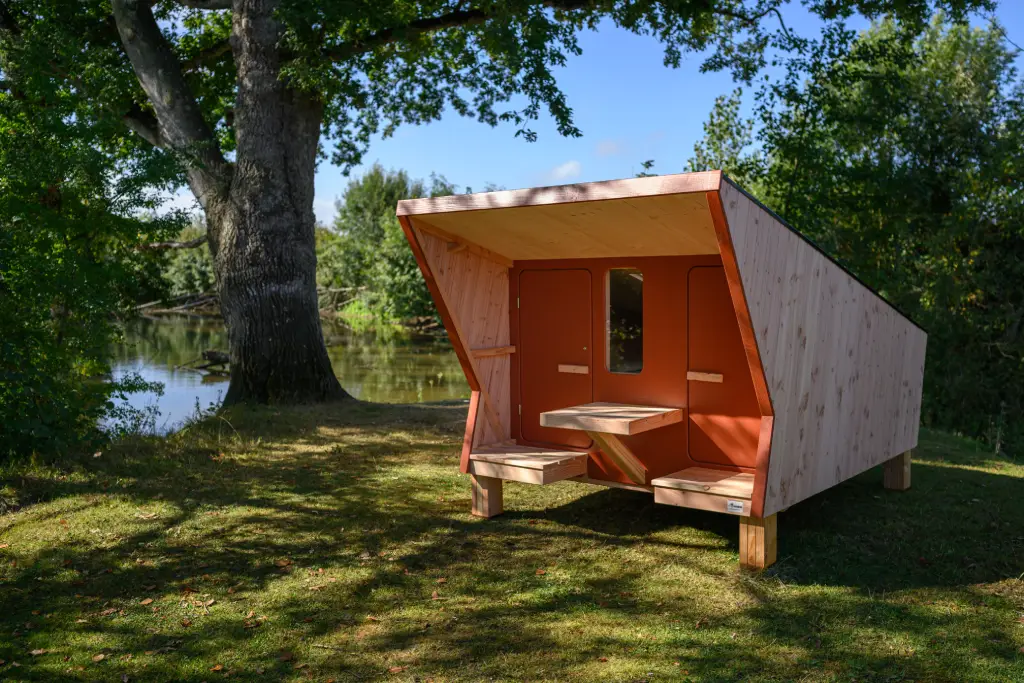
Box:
[510, 255, 761, 485]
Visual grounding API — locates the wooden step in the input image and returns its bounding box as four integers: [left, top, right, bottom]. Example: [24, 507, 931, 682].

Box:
[540, 402, 683, 435]
[468, 445, 588, 485]
[651, 467, 755, 516]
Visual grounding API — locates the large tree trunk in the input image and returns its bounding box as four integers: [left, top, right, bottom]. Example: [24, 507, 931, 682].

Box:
[208, 0, 349, 405]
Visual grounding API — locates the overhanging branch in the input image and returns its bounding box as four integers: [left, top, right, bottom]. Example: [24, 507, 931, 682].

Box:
[324, 0, 592, 61]
[112, 0, 230, 209]
[123, 106, 163, 146]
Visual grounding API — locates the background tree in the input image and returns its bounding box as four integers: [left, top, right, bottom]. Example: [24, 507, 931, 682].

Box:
[320, 164, 452, 322]
[0, 0, 991, 406]
[690, 16, 1024, 453]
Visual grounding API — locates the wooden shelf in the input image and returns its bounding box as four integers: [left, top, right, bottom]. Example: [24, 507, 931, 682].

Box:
[539, 402, 683, 436]
[468, 445, 587, 485]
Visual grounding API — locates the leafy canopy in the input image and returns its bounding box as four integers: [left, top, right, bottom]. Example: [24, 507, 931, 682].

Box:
[689, 15, 1024, 452]
[0, 85, 180, 457]
[0, 0, 994, 188]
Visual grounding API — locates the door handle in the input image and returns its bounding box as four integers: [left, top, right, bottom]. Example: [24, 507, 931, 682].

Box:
[558, 364, 589, 375]
[687, 371, 723, 383]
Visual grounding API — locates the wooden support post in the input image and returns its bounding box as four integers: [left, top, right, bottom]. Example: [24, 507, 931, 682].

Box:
[739, 514, 777, 570]
[883, 450, 912, 491]
[470, 474, 504, 518]
[587, 431, 648, 485]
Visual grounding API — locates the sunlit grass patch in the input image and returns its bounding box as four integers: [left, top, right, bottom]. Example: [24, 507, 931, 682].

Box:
[2, 403, 1023, 681]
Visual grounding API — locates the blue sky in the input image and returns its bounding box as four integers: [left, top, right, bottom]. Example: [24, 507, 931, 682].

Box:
[172, 4, 1024, 224]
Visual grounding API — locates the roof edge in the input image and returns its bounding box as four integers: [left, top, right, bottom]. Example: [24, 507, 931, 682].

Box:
[720, 175, 926, 334]
[396, 170, 722, 217]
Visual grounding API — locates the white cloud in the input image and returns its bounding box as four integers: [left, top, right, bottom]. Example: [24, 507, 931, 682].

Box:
[546, 160, 582, 182]
[595, 139, 624, 157]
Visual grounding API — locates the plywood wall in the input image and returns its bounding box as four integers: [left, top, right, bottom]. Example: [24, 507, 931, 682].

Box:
[412, 222, 512, 447]
[720, 180, 927, 517]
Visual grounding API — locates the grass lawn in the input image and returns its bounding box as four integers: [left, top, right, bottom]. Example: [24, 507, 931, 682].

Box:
[2, 401, 1023, 682]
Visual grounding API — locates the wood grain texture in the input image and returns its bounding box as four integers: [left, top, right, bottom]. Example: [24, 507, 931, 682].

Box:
[472, 345, 516, 358]
[397, 171, 722, 215]
[459, 391, 481, 474]
[414, 220, 514, 268]
[557, 364, 589, 375]
[883, 450, 912, 491]
[651, 468, 754, 499]
[470, 474, 504, 518]
[706, 190, 774, 518]
[739, 514, 777, 570]
[408, 192, 719, 260]
[411, 221, 511, 447]
[587, 431, 648, 485]
[540, 402, 683, 435]
[468, 445, 588, 484]
[686, 371, 724, 383]
[720, 180, 927, 517]
[653, 488, 752, 516]
[470, 445, 588, 470]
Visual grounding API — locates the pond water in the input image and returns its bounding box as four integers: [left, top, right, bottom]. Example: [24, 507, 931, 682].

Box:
[111, 316, 469, 433]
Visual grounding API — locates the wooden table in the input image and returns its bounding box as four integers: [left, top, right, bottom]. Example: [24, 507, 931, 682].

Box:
[540, 402, 683, 484]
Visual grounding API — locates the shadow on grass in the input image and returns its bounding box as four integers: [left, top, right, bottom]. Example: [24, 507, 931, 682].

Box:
[1, 403, 1022, 681]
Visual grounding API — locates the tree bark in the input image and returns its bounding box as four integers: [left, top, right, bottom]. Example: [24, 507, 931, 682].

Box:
[209, 0, 349, 405]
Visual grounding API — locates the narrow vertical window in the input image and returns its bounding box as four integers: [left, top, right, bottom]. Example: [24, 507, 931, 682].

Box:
[607, 268, 643, 374]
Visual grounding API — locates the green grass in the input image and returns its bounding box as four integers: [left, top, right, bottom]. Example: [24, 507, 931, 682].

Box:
[2, 402, 1023, 682]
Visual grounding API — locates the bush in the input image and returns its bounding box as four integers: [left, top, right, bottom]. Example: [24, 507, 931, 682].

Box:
[321, 164, 455, 323]
[0, 94, 179, 459]
[162, 224, 215, 297]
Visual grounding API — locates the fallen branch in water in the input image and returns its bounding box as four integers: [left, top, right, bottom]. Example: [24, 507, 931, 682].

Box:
[176, 350, 230, 374]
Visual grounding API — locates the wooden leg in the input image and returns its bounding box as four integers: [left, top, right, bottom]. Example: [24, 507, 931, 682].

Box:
[586, 431, 647, 485]
[883, 450, 912, 491]
[739, 514, 777, 570]
[470, 474, 504, 518]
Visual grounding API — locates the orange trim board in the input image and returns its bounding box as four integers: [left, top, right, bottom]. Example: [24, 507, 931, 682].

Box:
[706, 190, 772, 417]
[399, 216, 480, 394]
[398, 171, 723, 216]
[706, 190, 774, 519]
[460, 391, 481, 474]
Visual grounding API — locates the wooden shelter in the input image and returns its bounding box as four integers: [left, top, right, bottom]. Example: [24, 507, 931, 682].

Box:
[397, 170, 926, 570]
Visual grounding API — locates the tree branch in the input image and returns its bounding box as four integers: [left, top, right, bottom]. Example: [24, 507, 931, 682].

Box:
[138, 235, 207, 250]
[324, 0, 592, 61]
[181, 40, 232, 72]
[122, 106, 163, 146]
[176, 0, 232, 8]
[112, 0, 230, 211]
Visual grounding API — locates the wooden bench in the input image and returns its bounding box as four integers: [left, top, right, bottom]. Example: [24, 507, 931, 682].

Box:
[466, 445, 588, 518]
[468, 445, 588, 484]
[651, 467, 754, 516]
[540, 402, 683, 484]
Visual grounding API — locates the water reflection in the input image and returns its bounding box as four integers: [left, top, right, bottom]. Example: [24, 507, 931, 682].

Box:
[112, 316, 469, 433]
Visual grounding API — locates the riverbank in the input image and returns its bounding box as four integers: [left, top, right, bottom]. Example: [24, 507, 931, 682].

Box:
[110, 317, 466, 433]
[2, 402, 1023, 681]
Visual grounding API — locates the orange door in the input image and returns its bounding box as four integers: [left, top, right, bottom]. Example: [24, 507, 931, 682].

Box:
[519, 269, 593, 448]
[687, 266, 761, 468]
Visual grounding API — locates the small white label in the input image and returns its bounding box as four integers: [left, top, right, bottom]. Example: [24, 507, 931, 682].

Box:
[726, 500, 745, 514]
